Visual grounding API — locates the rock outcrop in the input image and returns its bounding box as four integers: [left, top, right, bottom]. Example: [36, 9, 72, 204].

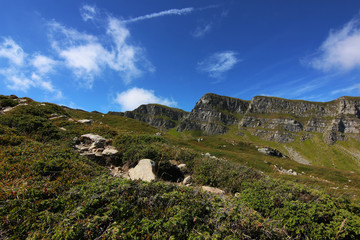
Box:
[128, 159, 157, 182]
[74, 134, 121, 166]
[177, 93, 250, 135]
[109, 104, 188, 130]
[108, 93, 360, 144]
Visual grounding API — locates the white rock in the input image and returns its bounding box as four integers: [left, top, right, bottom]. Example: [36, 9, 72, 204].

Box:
[182, 176, 192, 185]
[128, 159, 156, 182]
[177, 164, 187, 171]
[202, 186, 225, 195]
[78, 119, 93, 124]
[102, 146, 119, 155]
[81, 134, 106, 148]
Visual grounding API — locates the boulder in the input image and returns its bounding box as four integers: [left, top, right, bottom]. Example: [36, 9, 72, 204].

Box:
[81, 134, 106, 148]
[128, 159, 156, 182]
[78, 119, 93, 124]
[202, 186, 225, 195]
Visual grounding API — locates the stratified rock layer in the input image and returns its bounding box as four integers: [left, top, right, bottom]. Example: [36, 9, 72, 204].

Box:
[108, 93, 360, 144]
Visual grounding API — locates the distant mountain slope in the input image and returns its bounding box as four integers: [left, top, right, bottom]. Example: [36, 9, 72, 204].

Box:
[109, 93, 360, 144]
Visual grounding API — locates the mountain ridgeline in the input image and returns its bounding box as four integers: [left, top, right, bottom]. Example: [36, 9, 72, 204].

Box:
[109, 93, 360, 144]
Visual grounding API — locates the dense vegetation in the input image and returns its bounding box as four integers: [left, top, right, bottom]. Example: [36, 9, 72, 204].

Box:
[1, 95, 360, 239]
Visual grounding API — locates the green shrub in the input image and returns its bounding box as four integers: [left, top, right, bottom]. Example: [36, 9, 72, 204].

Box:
[0, 98, 18, 108]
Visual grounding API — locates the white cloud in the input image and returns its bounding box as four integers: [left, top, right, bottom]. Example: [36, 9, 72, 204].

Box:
[123, 7, 194, 24]
[32, 54, 57, 74]
[80, 5, 97, 22]
[192, 22, 212, 38]
[48, 18, 149, 87]
[198, 51, 240, 79]
[0, 37, 26, 66]
[115, 87, 177, 111]
[60, 43, 108, 75]
[311, 17, 360, 71]
[331, 84, 360, 95]
[0, 37, 62, 98]
[2, 70, 34, 91]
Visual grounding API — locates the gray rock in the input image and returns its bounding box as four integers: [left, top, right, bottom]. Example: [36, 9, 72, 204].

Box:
[109, 104, 188, 131]
[128, 159, 156, 182]
[258, 147, 285, 158]
[74, 134, 121, 166]
[81, 134, 106, 148]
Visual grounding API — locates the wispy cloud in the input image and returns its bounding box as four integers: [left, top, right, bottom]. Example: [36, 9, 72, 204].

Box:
[115, 87, 177, 111]
[198, 51, 240, 79]
[0, 37, 26, 65]
[310, 16, 360, 72]
[192, 22, 212, 38]
[123, 7, 194, 24]
[0, 37, 62, 98]
[31, 54, 57, 75]
[331, 83, 360, 95]
[80, 5, 97, 22]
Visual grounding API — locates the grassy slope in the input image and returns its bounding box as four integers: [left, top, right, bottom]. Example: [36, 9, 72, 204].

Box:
[1, 96, 360, 239]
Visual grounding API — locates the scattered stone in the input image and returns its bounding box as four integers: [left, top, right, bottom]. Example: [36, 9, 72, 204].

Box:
[110, 166, 130, 179]
[202, 186, 225, 195]
[74, 134, 121, 166]
[102, 146, 119, 155]
[128, 159, 156, 182]
[182, 175, 192, 185]
[78, 119, 93, 124]
[59, 127, 66, 131]
[81, 134, 106, 148]
[177, 164, 187, 171]
[197, 138, 204, 142]
[258, 147, 286, 158]
[155, 132, 162, 136]
[273, 164, 299, 175]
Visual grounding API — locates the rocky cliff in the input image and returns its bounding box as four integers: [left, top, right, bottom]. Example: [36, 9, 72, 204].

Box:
[108, 94, 360, 144]
[177, 93, 250, 134]
[108, 104, 188, 130]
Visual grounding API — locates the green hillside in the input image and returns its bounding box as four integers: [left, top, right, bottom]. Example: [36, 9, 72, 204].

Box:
[1, 95, 360, 239]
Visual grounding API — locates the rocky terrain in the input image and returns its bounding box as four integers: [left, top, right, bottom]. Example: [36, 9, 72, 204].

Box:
[109, 93, 360, 145]
[109, 104, 188, 130]
[2, 94, 360, 239]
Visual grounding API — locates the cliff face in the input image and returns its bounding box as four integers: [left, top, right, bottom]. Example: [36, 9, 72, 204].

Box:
[239, 96, 360, 143]
[108, 104, 188, 130]
[109, 93, 360, 144]
[177, 93, 250, 134]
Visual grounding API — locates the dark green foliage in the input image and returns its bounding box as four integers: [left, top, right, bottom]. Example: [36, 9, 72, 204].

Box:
[0, 104, 67, 142]
[1, 96, 360, 239]
[40, 176, 285, 239]
[192, 157, 360, 239]
[0, 98, 18, 108]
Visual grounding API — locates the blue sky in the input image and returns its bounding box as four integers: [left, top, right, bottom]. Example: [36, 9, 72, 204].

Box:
[1, 0, 360, 112]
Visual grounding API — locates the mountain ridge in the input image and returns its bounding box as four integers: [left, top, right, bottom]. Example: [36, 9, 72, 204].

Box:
[108, 93, 360, 144]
